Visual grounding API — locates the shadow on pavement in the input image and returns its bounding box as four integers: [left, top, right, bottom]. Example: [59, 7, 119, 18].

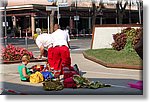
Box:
[70, 46, 80, 50]
[1, 38, 35, 46]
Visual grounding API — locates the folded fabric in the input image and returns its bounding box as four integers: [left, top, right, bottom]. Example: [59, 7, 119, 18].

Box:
[64, 77, 75, 83]
[41, 71, 54, 80]
[30, 72, 44, 83]
[73, 75, 91, 87]
[64, 71, 78, 79]
[63, 65, 80, 79]
[73, 75, 111, 89]
[88, 81, 111, 89]
[63, 77, 77, 88]
[128, 81, 143, 90]
[64, 83, 77, 88]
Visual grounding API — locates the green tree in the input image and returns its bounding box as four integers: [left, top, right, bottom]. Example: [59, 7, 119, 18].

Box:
[116, 0, 128, 24]
[91, 0, 104, 31]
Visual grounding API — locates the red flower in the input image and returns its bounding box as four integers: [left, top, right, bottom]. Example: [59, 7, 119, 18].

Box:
[1, 44, 34, 61]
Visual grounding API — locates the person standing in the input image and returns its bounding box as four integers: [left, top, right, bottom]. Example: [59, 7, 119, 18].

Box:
[63, 26, 71, 49]
[51, 24, 71, 78]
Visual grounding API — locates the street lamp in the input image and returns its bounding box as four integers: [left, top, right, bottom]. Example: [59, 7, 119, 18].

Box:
[2, 0, 8, 46]
[56, 0, 69, 25]
[75, 0, 78, 38]
[57, 0, 60, 25]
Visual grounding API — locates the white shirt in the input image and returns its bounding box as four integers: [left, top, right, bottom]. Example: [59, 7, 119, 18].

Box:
[64, 29, 70, 41]
[51, 29, 70, 47]
[36, 34, 53, 49]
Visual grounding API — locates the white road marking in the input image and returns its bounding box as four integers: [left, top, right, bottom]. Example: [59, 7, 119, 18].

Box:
[111, 84, 129, 88]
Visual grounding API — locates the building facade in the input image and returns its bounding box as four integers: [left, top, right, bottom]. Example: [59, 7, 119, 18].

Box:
[0, 0, 143, 37]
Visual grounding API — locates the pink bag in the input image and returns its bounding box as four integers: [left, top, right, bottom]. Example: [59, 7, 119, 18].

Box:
[63, 77, 77, 88]
[63, 66, 79, 79]
[128, 81, 143, 90]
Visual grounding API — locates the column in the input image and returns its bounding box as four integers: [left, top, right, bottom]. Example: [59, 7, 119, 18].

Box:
[115, 10, 118, 24]
[100, 16, 102, 25]
[31, 15, 35, 37]
[47, 12, 50, 34]
[88, 8, 91, 34]
[12, 16, 16, 28]
[89, 17, 91, 29]
[12, 16, 16, 37]
[69, 16, 73, 34]
[50, 10, 55, 33]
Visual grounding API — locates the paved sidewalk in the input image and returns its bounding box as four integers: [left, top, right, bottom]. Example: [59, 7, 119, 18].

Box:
[0, 53, 142, 95]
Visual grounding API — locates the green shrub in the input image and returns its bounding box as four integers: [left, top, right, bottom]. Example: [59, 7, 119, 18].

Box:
[112, 28, 142, 52]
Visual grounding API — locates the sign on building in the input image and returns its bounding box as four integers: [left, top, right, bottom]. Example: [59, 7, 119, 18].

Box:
[47, 0, 56, 2]
[58, 3, 69, 7]
[3, 22, 8, 27]
[74, 16, 79, 21]
[46, 6, 57, 11]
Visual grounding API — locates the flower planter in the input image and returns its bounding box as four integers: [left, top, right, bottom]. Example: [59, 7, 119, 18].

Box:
[1, 44, 37, 63]
[1, 58, 47, 64]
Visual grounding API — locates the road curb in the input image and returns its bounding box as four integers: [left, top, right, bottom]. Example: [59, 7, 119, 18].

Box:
[82, 52, 142, 70]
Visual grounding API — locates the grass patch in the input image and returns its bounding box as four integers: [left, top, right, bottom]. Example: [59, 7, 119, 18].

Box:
[84, 48, 142, 66]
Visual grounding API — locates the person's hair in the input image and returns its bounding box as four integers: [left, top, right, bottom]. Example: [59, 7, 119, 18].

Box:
[22, 55, 30, 62]
[54, 24, 60, 31]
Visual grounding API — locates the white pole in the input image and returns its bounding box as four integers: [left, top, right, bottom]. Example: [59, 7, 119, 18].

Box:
[57, 2, 60, 25]
[89, 8, 91, 29]
[4, 4, 7, 46]
[25, 30, 28, 49]
[48, 14, 50, 34]
[138, 1, 141, 24]
[20, 30, 21, 38]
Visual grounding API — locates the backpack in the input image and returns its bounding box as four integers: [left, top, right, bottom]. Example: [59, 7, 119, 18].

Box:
[43, 79, 64, 91]
[63, 64, 80, 79]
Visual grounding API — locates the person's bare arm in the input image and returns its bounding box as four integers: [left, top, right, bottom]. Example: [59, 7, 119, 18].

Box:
[67, 41, 70, 49]
[67, 32, 71, 49]
[38, 46, 44, 59]
[22, 68, 30, 79]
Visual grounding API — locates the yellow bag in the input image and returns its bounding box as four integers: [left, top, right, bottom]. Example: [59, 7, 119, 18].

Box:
[30, 72, 44, 83]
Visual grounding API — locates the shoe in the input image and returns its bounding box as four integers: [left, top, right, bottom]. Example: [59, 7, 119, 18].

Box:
[73, 64, 79, 74]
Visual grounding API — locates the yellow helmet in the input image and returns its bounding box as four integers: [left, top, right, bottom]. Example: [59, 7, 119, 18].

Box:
[33, 34, 39, 40]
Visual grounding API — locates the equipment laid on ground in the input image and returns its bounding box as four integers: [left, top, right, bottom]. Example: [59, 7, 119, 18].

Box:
[30, 72, 44, 83]
[43, 79, 64, 91]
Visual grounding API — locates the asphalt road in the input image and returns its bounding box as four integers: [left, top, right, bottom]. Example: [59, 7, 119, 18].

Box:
[1, 37, 92, 53]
